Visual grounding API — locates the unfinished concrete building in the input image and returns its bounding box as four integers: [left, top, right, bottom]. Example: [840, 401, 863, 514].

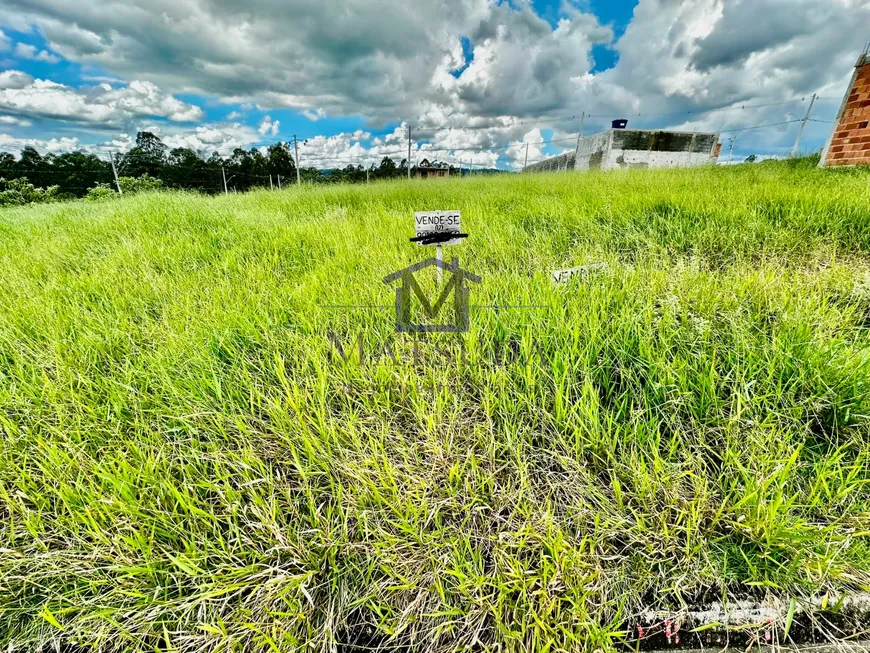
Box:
[523, 128, 721, 173]
[820, 49, 870, 167]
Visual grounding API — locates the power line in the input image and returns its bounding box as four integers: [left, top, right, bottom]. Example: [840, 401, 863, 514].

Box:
[718, 120, 801, 133]
[445, 97, 823, 131]
[585, 97, 810, 119]
[0, 95, 844, 189]
[298, 135, 581, 167]
[509, 114, 580, 127]
[250, 99, 835, 168]
[497, 96, 821, 127]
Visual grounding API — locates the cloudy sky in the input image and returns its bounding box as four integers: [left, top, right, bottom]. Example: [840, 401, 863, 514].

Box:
[0, 0, 868, 169]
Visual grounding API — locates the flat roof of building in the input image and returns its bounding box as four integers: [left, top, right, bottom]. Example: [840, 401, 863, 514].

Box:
[586, 128, 720, 137]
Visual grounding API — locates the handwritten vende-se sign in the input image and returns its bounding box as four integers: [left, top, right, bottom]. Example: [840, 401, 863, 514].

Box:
[414, 211, 462, 246]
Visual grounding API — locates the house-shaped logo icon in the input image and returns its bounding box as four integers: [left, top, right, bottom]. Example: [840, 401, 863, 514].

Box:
[383, 257, 481, 332]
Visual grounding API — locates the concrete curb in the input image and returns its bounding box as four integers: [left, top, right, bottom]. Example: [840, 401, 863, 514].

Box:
[643, 644, 870, 653]
[630, 594, 870, 650]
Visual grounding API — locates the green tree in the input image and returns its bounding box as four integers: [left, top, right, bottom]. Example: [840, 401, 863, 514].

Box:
[121, 132, 167, 178]
[376, 157, 399, 179]
[17, 147, 45, 188]
[266, 143, 296, 183]
[49, 151, 111, 195]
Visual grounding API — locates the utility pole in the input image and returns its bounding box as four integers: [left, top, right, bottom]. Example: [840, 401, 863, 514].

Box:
[110, 154, 123, 195]
[221, 165, 228, 194]
[366, 168, 370, 184]
[524, 143, 529, 170]
[792, 93, 817, 158]
[407, 125, 412, 180]
[269, 174, 273, 190]
[292, 136, 302, 185]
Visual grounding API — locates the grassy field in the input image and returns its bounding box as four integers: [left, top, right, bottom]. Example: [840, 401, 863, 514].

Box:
[1, 159, 870, 651]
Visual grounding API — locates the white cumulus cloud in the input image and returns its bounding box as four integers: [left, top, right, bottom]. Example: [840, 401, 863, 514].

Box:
[140, 122, 267, 158]
[257, 116, 279, 137]
[0, 114, 31, 126]
[0, 72, 204, 126]
[302, 108, 326, 121]
[14, 42, 60, 63]
[0, 132, 81, 154]
[1, 0, 869, 159]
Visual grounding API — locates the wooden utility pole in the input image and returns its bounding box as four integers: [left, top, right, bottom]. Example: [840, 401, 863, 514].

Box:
[221, 165, 228, 194]
[110, 154, 123, 195]
[792, 93, 817, 158]
[407, 125, 412, 180]
[524, 143, 529, 170]
[269, 174, 273, 190]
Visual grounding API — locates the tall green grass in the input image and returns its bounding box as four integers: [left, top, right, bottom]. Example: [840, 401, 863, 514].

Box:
[1, 161, 870, 651]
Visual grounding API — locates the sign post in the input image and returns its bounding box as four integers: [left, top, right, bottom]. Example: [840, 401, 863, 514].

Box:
[410, 211, 468, 283]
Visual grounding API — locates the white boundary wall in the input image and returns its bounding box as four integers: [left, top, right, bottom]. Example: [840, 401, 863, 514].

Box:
[524, 129, 720, 173]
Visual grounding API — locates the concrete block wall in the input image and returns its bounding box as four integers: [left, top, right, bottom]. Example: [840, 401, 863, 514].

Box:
[573, 131, 612, 171]
[603, 149, 719, 170]
[603, 130, 719, 170]
[821, 53, 870, 167]
[522, 151, 576, 173]
[523, 129, 720, 174]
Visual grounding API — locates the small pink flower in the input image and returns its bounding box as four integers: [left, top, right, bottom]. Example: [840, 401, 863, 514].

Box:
[637, 626, 646, 639]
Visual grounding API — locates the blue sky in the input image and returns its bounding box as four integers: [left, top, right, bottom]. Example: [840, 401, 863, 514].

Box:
[0, 0, 865, 169]
[1, 24, 380, 153]
[533, 0, 639, 72]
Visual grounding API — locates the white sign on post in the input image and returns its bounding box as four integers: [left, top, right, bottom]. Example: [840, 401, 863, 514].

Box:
[413, 211, 463, 246]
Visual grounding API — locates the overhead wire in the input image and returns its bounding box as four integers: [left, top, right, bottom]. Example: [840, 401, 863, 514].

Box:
[2, 89, 845, 186]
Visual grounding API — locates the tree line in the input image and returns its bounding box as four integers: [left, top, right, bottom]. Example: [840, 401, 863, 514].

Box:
[0, 131, 462, 199]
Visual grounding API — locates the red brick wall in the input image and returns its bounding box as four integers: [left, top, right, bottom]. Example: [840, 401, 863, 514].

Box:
[824, 56, 870, 167]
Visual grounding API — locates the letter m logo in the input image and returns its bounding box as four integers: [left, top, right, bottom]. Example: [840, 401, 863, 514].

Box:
[383, 257, 481, 333]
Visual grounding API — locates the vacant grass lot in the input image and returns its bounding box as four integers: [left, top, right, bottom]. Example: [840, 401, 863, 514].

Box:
[1, 159, 870, 651]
